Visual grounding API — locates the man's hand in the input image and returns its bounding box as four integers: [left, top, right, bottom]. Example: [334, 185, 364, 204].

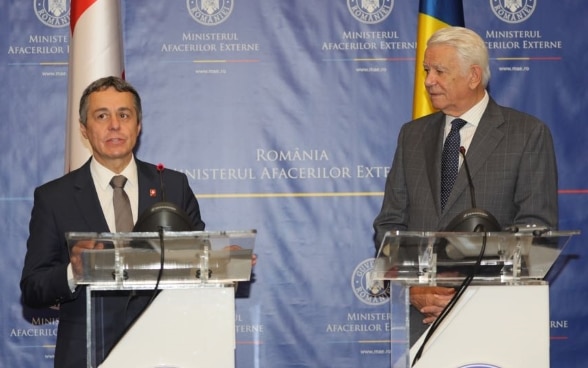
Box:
[410, 286, 455, 324]
[69, 240, 104, 278]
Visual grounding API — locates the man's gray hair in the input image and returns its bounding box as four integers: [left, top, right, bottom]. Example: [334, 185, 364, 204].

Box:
[428, 26, 491, 87]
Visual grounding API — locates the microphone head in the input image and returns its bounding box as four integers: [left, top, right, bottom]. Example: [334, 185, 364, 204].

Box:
[444, 208, 501, 233]
[133, 201, 194, 232]
[442, 208, 501, 260]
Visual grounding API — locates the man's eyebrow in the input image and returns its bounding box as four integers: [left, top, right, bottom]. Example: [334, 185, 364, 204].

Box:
[424, 62, 448, 71]
[90, 106, 133, 114]
[91, 107, 109, 114]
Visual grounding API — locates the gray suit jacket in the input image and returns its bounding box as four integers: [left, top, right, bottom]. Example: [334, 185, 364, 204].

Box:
[374, 97, 558, 246]
[373, 97, 559, 345]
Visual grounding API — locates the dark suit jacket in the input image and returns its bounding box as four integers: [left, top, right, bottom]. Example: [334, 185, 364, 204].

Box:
[373, 98, 559, 344]
[374, 97, 558, 244]
[20, 158, 205, 368]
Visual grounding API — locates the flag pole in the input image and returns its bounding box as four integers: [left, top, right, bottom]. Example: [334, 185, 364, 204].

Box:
[65, 0, 124, 172]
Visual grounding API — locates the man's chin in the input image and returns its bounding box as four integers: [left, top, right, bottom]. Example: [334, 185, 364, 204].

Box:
[428, 96, 444, 110]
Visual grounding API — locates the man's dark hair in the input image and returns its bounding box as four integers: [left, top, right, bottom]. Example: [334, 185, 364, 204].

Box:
[79, 76, 142, 126]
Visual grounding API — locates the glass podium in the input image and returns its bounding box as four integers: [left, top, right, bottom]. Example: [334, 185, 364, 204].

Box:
[67, 230, 256, 368]
[370, 229, 579, 368]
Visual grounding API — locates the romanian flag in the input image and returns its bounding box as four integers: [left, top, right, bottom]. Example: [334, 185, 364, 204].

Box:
[412, 0, 464, 119]
[65, 0, 124, 172]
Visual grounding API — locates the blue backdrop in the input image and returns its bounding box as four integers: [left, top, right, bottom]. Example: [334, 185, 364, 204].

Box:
[2, 0, 587, 367]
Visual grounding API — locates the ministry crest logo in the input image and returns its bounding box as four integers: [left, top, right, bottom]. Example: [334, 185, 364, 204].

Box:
[187, 0, 234, 26]
[490, 0, 536, 24]
[348, 0, 394, 25]
[351, 258, 390, 305]
[34, 0, 70, 28]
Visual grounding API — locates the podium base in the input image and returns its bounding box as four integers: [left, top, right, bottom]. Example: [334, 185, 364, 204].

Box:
[409, 284, 549, 368]
[99, 287, 236, 368]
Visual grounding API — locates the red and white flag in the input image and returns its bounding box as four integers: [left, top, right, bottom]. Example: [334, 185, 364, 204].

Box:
[65, 0, 124, 172]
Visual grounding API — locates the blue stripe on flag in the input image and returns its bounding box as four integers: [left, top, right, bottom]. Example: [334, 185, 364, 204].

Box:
[419, 0, 464, 26]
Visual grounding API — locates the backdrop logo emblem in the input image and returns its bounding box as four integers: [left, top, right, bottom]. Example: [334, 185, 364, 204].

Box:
[34, 0, 70, 28]
[351, 258, 390, 305]
[347, 0, 394, 25]
[187, 0, 234, 26]
[490, 0, 536, 24]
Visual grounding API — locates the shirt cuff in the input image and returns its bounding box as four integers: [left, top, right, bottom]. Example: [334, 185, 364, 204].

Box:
[67, 263, 77, 292]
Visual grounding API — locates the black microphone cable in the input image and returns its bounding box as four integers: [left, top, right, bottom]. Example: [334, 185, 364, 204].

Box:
[149, 164, 167, 305]
[103, 229, 166, 363]
[148, 226, 166, 306]
[412, 224, 488, 366]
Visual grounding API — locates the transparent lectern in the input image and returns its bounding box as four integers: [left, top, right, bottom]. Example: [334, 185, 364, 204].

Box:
[370, 229, 579, 368]
[66, 230, 256, 368]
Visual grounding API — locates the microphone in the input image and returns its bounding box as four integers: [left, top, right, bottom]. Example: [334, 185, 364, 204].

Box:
[133, 163, 195, 232]
[157, 163, 166, 201]
[460, 147, 476, 208]
[442, 146, 501, 261]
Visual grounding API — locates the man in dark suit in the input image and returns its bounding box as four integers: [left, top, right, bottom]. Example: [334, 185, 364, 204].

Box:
[373, 27, 558, 342]
[20, 76, 205, 367]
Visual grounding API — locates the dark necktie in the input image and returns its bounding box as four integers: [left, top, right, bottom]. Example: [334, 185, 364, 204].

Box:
[441, 118, 467, 211]
[110, 175, 133, 232]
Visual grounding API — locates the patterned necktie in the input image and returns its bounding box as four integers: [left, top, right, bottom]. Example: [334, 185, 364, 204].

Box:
[110, 175, 133, 232]
[440, 118, 467, 211]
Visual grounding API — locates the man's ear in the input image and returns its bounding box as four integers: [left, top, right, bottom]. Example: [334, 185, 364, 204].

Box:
[80, 122, 88, 139]
[469, 65, 483, 89]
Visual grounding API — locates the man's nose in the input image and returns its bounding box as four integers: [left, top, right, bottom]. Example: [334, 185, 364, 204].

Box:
[424, 72, 435, 87]
[109, 116, 121, 129]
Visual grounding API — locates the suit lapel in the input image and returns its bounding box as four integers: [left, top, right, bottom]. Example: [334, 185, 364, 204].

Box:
[136, 160, 160, 216]
[423, 113, 446, 216]
[72, 160, 110, 232]
[445, 99, 505, 212]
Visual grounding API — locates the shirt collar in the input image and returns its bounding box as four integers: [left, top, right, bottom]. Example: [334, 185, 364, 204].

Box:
[90, 156, 138, 191]
[445, 90, 489, 127]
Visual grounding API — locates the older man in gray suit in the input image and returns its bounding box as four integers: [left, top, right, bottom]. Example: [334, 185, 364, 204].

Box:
[373, 27, 558, 342]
